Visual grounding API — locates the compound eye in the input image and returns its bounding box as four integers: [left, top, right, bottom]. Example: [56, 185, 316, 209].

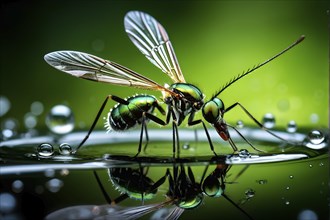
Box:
[212, 98, 225, 113]
[202, 101, 220, 123]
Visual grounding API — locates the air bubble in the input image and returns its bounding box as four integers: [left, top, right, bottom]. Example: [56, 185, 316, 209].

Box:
[262, 113, 275, 129]
[239, 149, 250, 158]
[46, 105, 75, 134]
[307, 130, 324, 145]
[45, 178, 64, 193]
[0, 96, 11, 117]
[12, 180, 24, 193]
[182, 143, 190, 150]
[37, 143, 54, 157]
[236, 120, 244, 128]
[2, 129, 14, 139]
[286, 120, 297, 133]
[30, 101, 44, 116]
[59, 143, 72, 155]
[24, 112, 37, 129]
[310, 113, 319, 124]
[44, 168, 55, 178]
[245, 189, 255, 198]
[60, 169, 70, 176]
[298, 209, 318, 220]
[256, 179, 268, 184]
[0, 193, 16, 214]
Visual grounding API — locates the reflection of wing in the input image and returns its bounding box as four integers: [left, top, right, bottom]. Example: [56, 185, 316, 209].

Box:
[165, 206, 185, 220]
[44, 51, 174, 94]
[45, 202, 174, 220]
[124, 11, 186, 83]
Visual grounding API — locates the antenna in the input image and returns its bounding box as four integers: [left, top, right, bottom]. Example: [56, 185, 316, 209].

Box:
[212, 35, 305, 98]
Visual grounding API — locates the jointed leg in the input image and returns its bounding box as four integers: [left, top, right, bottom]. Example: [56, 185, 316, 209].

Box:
[227, 124, 265, 152]
[225, 102, 297, 145]
[74, 95, 128, 153]
[137, 112, 167, 156]
[188, 119, 217, 156]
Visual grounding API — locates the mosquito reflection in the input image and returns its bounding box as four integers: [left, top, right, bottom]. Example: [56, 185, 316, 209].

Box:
[45, 161, 255, 220]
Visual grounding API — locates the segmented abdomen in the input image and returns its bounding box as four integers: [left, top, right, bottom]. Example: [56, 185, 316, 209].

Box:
[105, 95, 158, 131]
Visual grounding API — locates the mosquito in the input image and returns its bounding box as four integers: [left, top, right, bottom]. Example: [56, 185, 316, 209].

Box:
[44, 11, 304, 156]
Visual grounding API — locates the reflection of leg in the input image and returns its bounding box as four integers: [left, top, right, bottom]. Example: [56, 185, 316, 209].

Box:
[225, 102, 296, 145]
[222, 194, 255, 220]
[188, 119, 217, 156]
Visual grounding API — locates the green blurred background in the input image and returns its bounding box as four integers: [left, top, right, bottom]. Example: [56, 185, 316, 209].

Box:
[1, 0, 328, 133]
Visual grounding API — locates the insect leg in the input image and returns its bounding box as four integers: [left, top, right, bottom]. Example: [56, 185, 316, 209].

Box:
[188, 118, 217, 156]
[227, 124, 265, 152]
[225, 102, 298, 145]
[74, 94, 127, 153]
[166, 106, 180, 158]
[173, 121, 180, 158]
[141, 112, 167, 154]
[135, 114, 147, 157]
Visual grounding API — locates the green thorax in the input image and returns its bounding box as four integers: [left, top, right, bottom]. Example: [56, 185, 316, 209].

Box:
[169, 83, 204, 103]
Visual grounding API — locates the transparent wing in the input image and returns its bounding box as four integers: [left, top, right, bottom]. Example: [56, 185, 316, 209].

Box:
[124, 11, 186, 83]
[44, 50, 173, 93]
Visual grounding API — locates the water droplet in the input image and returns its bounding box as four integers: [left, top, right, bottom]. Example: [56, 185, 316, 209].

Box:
[262, 113, 275, 129]
[319, 162, 324, 167]
[245, 189, 255, 198]
[60, 169, 70, 176]
[289, 175, 294, 179]
[309, 164, 313, 168]
[37, 143, 54, 157]
[286, 120, 297, 133]
[2, 129, 14, 139]
[12, 180, 24, 193]
[24, 112, 37, 129]
[182, 143, 190, 150]
[59, 143, 72, 155]
[298, 209, 318, 220]
[1, 118, 19, 139]
[44, 168, 55, 178]
[307, 130, 325, 145]
[46, 105, 75, 134]
[285, 200, 290, 205]
[2, 118, 19, 130]
[30, 101, 44, 116]
[45, 178, 64, 193]
[286, 186, 290, 190]
[0, 96, 11, 117]
[256, 179, 268, 184]
[309, 113, 319, 124]
[239, 149, 250, 158]
[0, 193, 16, 214]
[236, 120, 244, 128]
